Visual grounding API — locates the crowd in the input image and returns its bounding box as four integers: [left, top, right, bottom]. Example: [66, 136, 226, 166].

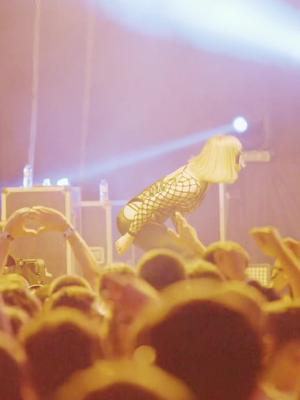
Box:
[0, 205, 300, 400]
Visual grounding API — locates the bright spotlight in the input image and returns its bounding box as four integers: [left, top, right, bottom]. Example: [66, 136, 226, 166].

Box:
[232, 117, 248, 133]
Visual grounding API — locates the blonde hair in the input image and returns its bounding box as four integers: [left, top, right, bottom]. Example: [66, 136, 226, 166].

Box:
[189, 135, 242, 183]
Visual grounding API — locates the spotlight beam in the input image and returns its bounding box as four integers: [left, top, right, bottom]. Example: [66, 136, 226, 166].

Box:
[87, 123, 233, 176]
[98, 0, 300, 65]
[38, 119, 246, 184]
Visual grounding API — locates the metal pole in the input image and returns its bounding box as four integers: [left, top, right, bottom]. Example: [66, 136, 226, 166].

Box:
[79, 0, 96, 183]
[219, 183, 226, 241]
[28, 0, 41, 176]
[104, 202, 113, 265]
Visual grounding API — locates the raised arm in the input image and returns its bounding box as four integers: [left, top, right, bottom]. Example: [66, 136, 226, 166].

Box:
[0, 208, 36, 271]
[251, 226, 300, 298]
[168, 212, 206, 257]
[31, 206, 100, 284]
[0, 232, 11, 271]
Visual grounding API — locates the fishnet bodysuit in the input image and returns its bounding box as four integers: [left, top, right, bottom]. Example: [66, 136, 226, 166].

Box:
[127, 168, 208, 236]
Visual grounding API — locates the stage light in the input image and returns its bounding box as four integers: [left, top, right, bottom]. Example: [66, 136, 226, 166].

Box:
[232, 117, 248, 133]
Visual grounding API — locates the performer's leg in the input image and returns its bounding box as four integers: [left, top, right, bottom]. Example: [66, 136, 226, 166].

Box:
[134, 223, 180, 252]
[117, 209, 190, 255]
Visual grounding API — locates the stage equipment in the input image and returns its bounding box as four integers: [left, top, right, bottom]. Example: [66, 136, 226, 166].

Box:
[79, 200, 113, 267]
[219, 150, 271, 241]
[246, 263, 271, 287]
[2, 258, 52, 285]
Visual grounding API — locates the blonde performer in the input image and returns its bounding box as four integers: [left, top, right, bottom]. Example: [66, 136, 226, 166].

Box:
[116, 135, 245, 255]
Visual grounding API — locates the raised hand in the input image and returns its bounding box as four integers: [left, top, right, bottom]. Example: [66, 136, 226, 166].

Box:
[250, 226, 282, 259]
[251, 226, 300, 298]
[3, 208, 40, 238]
[167, 212, 206, 256]
[30, 206, 71, 233]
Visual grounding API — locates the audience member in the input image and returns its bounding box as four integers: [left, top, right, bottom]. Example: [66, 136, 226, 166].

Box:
[186, 258, 224, 281]
[46, 286, 103, 321]
[0, 332, 27, 400]
[1, 206, 300, 400]
[20, 308, 104, 399]
[137, 248, 187, 290]
[130, 280, 263, 400]
[49, 274, 92, 296]
[53, 359, 196, 400]
[203, 240, 250, 281]
[254, 300, 300, 400]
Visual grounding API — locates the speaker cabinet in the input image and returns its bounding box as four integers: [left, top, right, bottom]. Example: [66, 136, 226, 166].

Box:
[1, 186, 81, 277]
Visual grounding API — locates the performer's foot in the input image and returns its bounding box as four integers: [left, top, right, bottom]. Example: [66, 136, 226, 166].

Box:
[115, 233, 134, 255]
